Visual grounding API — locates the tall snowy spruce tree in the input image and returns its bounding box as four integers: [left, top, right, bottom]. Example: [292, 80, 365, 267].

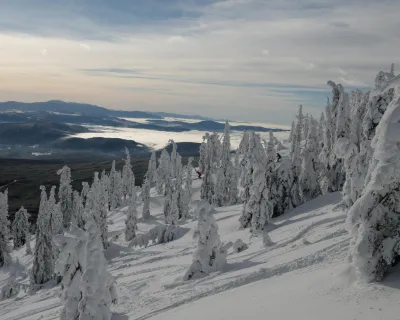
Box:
[72, 191, 85, 230]
[0, 190, 11, 267]
[169, 139, 178, 179]
[11, 206, 30, 249]
[183, 201, 227, 280]
[239, 133, 267, 229]
[290, 105, 303, 208]
[49, 186, 63, 236]
[181, 157, 194, 219]
[125, 187, 138, 241]
[156, 149, 171, 195]
[122, 147, 135, 201]
[299, 118, 321, 202]
[32, 186, 55, 286]
[142, 177, 151, 219]
[347, 87, 400, 282]
[78, 221, 117, 319]
[109, 161, 122, 210]
[213, 121, 237, 206]
[200, 133, 216, 203]
[57, 165, 73, 228]
[147, 150, 157, 186]
[54, 224, 87, 320]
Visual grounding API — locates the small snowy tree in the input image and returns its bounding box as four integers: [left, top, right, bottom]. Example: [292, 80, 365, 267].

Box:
[299, 120, 321, 202]
[11, 206, 30, 249]
[183, 201, 227, 280]
[57, 165, 73, 228]
[142, 177, 151, 219]
[290, 105, 303, 208]
[32, 186, 54, 286]
[0, 274, 20, 301]
[72, 191, 85, 230]
[347, 88, 400, 282]
[78, 221, 117, 319]
[125, 188, 138, 241]
[0, 190, 11, 267]
[122, 147, 135, 201]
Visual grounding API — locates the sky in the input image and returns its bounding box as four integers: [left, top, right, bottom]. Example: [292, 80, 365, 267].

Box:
[0, 0, 399, 125]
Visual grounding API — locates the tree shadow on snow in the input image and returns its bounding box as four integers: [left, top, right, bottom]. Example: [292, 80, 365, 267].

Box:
[104, 242, 134, 261]
[380, 264, 400, 290]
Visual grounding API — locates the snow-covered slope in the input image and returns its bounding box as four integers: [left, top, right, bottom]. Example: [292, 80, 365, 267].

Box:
[1, 180, 399, 320]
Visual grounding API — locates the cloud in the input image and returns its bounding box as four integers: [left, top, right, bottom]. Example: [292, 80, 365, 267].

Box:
[0, 0, 399, 124]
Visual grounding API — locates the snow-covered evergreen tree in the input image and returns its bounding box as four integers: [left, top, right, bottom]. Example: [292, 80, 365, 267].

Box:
[303, 113, 310, 142]
[72, 191, 85, 230]
[78, 221, 117, 319]
[169, 183, 180, 225]
[99, 173, 110, 249]
[142, 177, 151, 219]
[213, 121, 237, 206]
[54, 224, 87, 320]
[290, 106, 303, 208]
[163, 178, 175, 224]
[147, 150, 157, 186]
[169, 139, 178, 178]
[198, 140, 207, 173]
[347, 87, 400, 281]
[183, 201, 227, 280]
[122, 147, 135, 201]
[49, 186, 63, 235]
[181, 157, 193, 220]
[125, 187, 137, 241]
[0, 190, 11, 267]
[57, 165, 73, 228]
[32, 186, 54, 286]
[26, 231, 32, 255]
[239, 133, 266, 229]
[156, 149, 171, 195]
[11, 206, 30, 249]
[299, 120, 321, 202]
[81, 182, 90, 207]
[109, 161, 121, 210]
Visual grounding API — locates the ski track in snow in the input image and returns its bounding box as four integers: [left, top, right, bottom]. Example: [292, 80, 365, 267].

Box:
[0, 181, 398, 320]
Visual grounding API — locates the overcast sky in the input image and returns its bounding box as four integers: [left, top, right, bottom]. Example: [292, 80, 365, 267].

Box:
[0, 0, 399, 124]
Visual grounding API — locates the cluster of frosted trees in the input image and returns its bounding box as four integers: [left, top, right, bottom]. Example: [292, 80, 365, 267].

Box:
[198, 65, 400, 282]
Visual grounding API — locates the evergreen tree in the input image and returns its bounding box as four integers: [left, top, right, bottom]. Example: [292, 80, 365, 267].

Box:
[72, 191, 85, 229]
[303, 113, 310, 142]
[57, 165, 73, 228]
[0, 190, 11, 267]
[169, 139, 178, 178]
[54, 224, 87, 320]
[181, 157, 194, 220]
[11, 206, 30, 249]
[125, 187, 137, 241]
[156, 149, 171, 195]
[78, 221, 117, 319]
[109, 161, 120, 210]
[32, 186, 54, 286]
[122, 147, 135, 201]
[49, 186, 63, 235]
[299, 120, 321, 202]
[290, 106, 303, 208]
[239, 133, 266, 229]
[183, 201, 227, 280]
[163, 178, 175, 224]
[99, 173, 110, 249]
[347, 90, 400, 281]
[147, 150, 157, 186]
[142, 177, 151, 219]
[81, 182, 90, 207]
[213, 121, 237, 206]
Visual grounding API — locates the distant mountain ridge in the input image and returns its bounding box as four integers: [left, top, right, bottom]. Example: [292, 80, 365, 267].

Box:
[0, 100, 211, 121]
